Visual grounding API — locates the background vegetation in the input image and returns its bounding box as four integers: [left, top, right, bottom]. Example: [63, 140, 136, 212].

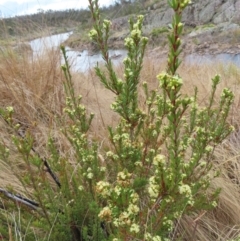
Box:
[0, 0, 152, 41]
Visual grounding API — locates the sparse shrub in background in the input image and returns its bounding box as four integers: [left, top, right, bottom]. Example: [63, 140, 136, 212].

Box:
[192, 36, 200, 45]
[195, 23, 216, 30]
[231, 28, 240, 44]
[150, 26, 169, 47]
[151, 26, 168, 38]
[0, 0, 235, 241]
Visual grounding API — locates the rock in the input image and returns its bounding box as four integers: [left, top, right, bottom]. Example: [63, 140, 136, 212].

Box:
[188, 27, 214, 37]
[199, 1, 218, 23]
[222, 23, 239, 31]
[111, 16, 129, 31]
[78, 0, 240, 56]
[162, 9, 174, 24]
[232, 0, 240, 23]
[183, 0, 240, 25]
[141, 0, 239, 35]
[213, 0, 236, 24]
[110, 53, 122, 59]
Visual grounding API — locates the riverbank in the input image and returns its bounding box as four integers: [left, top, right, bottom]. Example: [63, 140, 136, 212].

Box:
[63, 0, 240, 57]
[2, 0, 240, 60]
[64, 21, 240, 59]
[148, 22, 240, 63]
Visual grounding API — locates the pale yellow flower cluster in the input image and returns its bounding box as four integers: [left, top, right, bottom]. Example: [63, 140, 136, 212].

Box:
[117, 171, 132, 187]
[88, 29, 98, 40]
[64, 95, 87, 119]
[179, 0, 191, 9]
[153, 154, 166, 166]
[148, 176, 159, 199]
[148, 154, 168, 200]
[130, 223, 140, 234]
[144, 232, 169, 241]
[96, 181, 111, 198]
[124, 15, 148, 49]
[157, 72, 183, 90]
[96, 170, 141, 235]
[178, 183, 194, 206]
[6, 106, 14, 113]
[113, 201, 140, 230]
[124, 38, 134, 48]
[130, 29, 142, 39]
[98, 206, 112, 221]
[103, 19, 111, 29]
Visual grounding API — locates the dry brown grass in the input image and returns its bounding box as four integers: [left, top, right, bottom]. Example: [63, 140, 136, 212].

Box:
[1, 42, 240, 240]
[126, 57, 240, 240]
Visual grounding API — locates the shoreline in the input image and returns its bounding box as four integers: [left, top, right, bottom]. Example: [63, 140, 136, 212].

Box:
[66, 22, 240, 58]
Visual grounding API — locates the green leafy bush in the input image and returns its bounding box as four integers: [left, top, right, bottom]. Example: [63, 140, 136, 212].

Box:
[0, 0, 234, 240]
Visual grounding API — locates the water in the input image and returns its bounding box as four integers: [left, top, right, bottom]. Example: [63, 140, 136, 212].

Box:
[30, 32, 240, 72]
[65, 48, 128, 72]
[29, 32, 127, 72]
[30, 32, 72, 53]
[185, 53, 240, 67]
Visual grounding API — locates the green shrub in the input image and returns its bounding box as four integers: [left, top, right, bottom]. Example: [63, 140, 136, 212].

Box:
[0, 0, 234, 240]
[195, 23, 216, 31]
[151, 26, 169, 38]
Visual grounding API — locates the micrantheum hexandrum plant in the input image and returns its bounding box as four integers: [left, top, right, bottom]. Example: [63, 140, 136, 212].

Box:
[88, 0, 234, 240]
[0, 0, 235, 241]
[0, 47, 108, 239]
[0, 45, 107, 241]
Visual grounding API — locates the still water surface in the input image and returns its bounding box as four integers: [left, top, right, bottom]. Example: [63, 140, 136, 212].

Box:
[29, 32, 127, 72]
[185, 53, 240, 67]
[30, 32, 240, 72]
